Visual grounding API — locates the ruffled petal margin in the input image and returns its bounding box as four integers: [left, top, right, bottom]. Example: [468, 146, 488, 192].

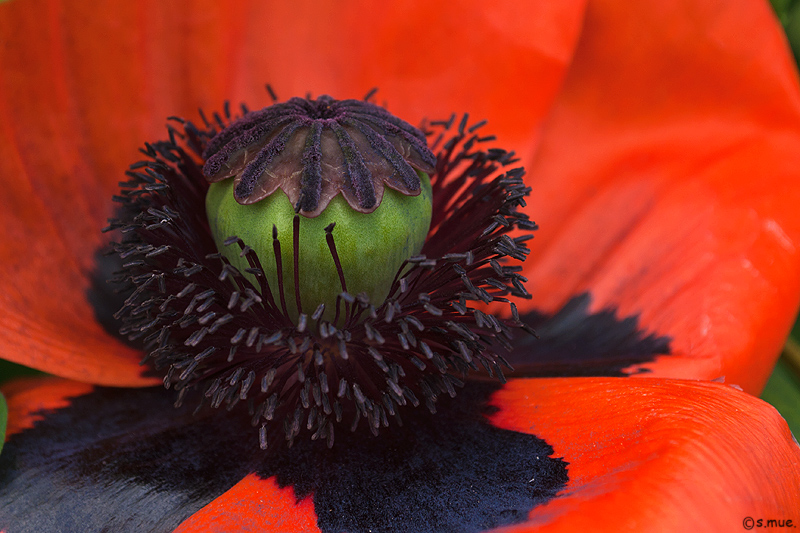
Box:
[0, 0, 585, 386]
[520, 0, 800, 393]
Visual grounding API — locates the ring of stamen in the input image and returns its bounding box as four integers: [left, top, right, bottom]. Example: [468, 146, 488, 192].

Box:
[105, 95, 536, 450]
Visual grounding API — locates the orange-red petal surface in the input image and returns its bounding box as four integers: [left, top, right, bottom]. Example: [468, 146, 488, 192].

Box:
[0, 0, 585, 385]
[174, 474, 320, 533]
[1, 375, 798, 531]
[1, 376, 93, 438]
[522, 0, 800, 392]
[490, 377, 800, 532]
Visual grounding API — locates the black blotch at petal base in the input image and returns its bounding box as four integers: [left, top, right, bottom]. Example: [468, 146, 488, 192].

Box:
[0, 383, 567, 533]
[86, 248, 139, 350]
[508, 293, 671, 377]
[263, 381, 567, 533]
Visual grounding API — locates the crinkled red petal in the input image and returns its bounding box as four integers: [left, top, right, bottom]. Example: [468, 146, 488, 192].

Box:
[521, 0, 800, 392]
[489, 377, 800, 531]
[0, 0, 584, 385]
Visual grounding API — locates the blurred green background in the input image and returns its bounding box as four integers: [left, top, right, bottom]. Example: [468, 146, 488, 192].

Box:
[0, 0, 798, 439]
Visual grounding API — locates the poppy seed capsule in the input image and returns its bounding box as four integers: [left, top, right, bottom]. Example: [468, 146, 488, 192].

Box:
[203, 95, 437, 320]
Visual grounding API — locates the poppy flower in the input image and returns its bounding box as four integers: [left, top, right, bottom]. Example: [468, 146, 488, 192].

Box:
[1, 0, 800, 531]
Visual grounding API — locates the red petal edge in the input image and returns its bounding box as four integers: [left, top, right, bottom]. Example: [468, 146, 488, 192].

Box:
[489, 377, 800, 531]
[174, 474, 320, 533]
[2, 377, 94, 438]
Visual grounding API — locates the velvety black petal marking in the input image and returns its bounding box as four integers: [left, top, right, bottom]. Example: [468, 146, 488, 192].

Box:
[0, 387, 248, 532]
[506, 293, 671, 377]
[88, 248, 139, 349]
[0, 383, 567, 533]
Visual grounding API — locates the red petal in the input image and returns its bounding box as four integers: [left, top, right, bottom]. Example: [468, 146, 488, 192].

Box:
[490, 377, 800, 530]
[521, 0, 800, 392]
[174, 474, 320, 533]
[4, 375, 796, 529]
[2, 377, 93, 438]
[0, 0, 584, 384]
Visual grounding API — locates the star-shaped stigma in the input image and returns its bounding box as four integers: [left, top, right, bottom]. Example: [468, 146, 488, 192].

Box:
[202, 94, 437, 216]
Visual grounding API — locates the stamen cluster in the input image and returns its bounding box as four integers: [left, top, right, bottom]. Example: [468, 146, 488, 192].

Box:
[105, 97, 537, 450]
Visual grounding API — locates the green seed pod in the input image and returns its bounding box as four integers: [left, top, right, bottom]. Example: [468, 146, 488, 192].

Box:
[202, 95, 438, 321]
[206, 171, 432, 321]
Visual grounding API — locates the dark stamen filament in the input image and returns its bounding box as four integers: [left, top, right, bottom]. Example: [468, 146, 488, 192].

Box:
[325, 222, 350, 324]
[293, 215, 303, 316]
[272, 225, 288, 317]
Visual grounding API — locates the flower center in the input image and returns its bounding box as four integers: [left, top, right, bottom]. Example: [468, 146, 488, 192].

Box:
[304, 97, 340, 119]
[105, 93, 536, 450]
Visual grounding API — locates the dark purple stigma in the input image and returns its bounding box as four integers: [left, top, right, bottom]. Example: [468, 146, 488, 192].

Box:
[202, 95, 437, 217]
